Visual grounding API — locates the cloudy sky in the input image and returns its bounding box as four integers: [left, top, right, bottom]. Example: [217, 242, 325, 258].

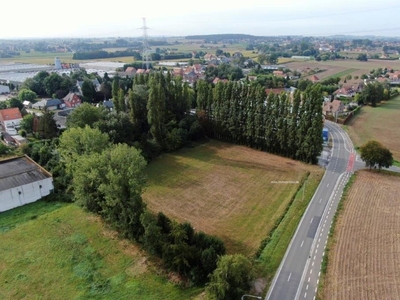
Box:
[2, 0, 400, 38]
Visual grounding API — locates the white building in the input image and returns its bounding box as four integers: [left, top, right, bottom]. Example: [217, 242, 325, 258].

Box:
[0, 107, 23, 135]
[55, 57, 62, 70]
[0, 156, 54, 212]
[0, 85, 10, 94]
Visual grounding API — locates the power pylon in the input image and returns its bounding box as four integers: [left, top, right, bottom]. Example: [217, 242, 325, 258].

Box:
[139, 17, 151, 69]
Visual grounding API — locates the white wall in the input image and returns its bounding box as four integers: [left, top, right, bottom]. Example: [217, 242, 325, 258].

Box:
[0, 177, 54, 212]
[0, 85, 10, 94]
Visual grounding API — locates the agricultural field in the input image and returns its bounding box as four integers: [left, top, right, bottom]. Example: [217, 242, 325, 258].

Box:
[0, 201, 202, 300]
[346, 93, 400, 161]
[321, 170, 400, 300]
[0, 51, 74, 64]
[285, 59, 400, 83]
[143, 140, 323, 256]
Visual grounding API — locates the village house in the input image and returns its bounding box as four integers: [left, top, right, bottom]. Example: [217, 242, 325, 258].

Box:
[32, 99, 62, 111]
[323, 100, 344, 116]
[62, 92, 82, 108]
[0, 107, 23, 134]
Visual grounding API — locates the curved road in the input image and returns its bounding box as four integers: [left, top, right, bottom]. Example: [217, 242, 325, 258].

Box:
[265, 120, 356, 300]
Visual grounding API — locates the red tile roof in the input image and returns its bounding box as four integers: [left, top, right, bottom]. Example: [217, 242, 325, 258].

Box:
[0, 108, 22, 121]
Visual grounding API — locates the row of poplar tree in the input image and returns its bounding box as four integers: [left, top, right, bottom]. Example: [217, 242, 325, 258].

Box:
[109, 73, 324, 164]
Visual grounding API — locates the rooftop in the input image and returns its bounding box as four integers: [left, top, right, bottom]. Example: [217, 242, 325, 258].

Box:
[0, 156, 52, 192]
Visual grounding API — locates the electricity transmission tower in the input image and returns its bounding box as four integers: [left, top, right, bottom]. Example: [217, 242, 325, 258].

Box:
[139, 17, 152, 69]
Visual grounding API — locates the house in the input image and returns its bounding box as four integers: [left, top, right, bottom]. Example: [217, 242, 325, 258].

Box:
[204, 53, 217, 61]
[334, 86, 355, 98]
[125, 67, 137, 74]
[0, 107, 23, 134]
[23, 100, 32, 108]
[32, 99, 62, 111]
[273, 70, 286, 77]
[310, 75, 320, 83]
[96, 100, 114, 111]
[212, 77, 228, 84]
[0, 84, 10, 94]
[62, 92, 82, 108]
[0, 156, 54, 212]
[323, 100, 344, 116]
[389, 71, 400, 81]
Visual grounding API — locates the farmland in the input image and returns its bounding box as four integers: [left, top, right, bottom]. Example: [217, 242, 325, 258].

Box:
[285, 59, 400, 83]
[346, 93, 400, 160]
[321, 170, 400, 300]
[143, 140, 323, 256]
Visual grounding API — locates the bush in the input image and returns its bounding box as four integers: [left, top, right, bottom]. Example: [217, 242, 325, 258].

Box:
[19, 129, 27, 137]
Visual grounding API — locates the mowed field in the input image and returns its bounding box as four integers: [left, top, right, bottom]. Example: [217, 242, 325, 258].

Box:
[285, 59, 400, 83]
[346, 94, 400, 160]
[143, 140, 322, 255]
[0, 202, 202, 300]
[322, 170, 400, 300]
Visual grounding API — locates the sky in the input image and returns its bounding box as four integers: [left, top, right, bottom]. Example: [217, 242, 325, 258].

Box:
[2, 0, 400, 39]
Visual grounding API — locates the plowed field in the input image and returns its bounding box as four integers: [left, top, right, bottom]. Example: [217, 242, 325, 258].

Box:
[323, 170, 400, 300]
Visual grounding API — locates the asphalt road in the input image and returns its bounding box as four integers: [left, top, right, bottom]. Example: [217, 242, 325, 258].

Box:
[265, 121, 355, 300]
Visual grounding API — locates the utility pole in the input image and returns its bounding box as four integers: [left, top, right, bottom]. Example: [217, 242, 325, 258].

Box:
[139, 17, 151, 70]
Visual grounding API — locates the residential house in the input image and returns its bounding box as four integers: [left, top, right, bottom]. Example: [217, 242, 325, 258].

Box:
[62, 92, 82, 108]
[212, 77, 228, 84]
[125, 67, 137, 74]
[273, 70, 286, 77]
[323, 100, 344, 116]
[32, 99, 62, 111]
[334, 86, 356, 98]
[23, 100, 32, 108]
[389, 71, 400, 81]
[0, 108, 23, 134]
[96, 100, 114, 111]
[310, 75, 320, 83]
[204, 53, 217, 62]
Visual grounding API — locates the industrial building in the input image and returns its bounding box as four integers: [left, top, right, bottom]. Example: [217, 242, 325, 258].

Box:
[0, 156, 54, 212]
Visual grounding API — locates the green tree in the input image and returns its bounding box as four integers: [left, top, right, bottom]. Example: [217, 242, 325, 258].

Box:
[206, 254, 254, 300]
[20, 114, 34, 133]
[81, 79, 95, 102]
[7, 98, 23, 110]
[357, 53, 368, 61]
[58, 125, 110, 176]
[37, 110, 58, 139]
[359, 140, 393, 169]
[66, 103, 106, 128]
[97, 143, 147, 240]
[18, 88, 37, 102]
[147, 78, 166, 147]
[43, 73, 63, 96]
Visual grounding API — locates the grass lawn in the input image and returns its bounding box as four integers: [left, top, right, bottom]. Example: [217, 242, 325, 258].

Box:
[143, 140, 323, 256]
[346, 94, 400, 160]
[0, 201, 202, 300]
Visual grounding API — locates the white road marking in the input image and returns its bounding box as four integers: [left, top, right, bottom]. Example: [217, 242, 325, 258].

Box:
[319, 198, 322, 203]
[304, 292, 307, 298]
[317, 244, 319, 248]
[310, 269, 313, 274]
[310, 218, 313, 224]
[306, 284, 309, 290]
[301, 240, 304, 248]
[312, 261, 314, 267]
[287, 273, 292, 281]
[308, 277, 310, 282]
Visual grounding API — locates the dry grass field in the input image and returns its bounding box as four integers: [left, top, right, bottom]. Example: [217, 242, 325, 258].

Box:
[322, 170, 400, 300]
[346, 94, 400, 161]
[143, 140, 322, 256]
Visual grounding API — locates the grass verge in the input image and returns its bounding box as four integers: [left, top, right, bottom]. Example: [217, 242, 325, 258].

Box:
[257, 169, 323, 286]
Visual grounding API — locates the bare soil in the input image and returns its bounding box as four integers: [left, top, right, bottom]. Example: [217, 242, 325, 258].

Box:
[323, 170, 400, 300]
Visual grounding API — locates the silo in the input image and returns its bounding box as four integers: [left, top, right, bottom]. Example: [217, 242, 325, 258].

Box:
[55, 57, 62, 69]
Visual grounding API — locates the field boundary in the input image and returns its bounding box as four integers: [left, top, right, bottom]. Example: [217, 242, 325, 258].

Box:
[323, 68, 358, 80]
[315, 171, 356, 299]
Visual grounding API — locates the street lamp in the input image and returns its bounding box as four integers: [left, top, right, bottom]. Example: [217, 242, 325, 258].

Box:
[241, 294, 262, 300]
